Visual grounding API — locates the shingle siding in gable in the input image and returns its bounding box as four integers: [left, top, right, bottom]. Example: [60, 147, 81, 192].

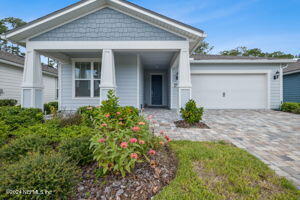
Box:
[283, 73, 300, 103]
[30, 8, 185, 41]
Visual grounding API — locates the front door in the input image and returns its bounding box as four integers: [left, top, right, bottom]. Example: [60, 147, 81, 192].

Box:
[151, 75, 163, 105]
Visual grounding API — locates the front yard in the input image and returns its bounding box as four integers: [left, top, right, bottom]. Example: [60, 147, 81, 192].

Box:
[0, 97, 299, 200]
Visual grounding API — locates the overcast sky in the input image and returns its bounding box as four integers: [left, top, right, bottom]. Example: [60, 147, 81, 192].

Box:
[1, 0, 299, 55]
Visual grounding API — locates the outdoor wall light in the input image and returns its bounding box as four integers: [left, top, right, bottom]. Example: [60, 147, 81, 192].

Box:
[273, 71, 280, 80]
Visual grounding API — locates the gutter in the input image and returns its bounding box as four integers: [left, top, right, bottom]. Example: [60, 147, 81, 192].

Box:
[189, 59, 297, 64]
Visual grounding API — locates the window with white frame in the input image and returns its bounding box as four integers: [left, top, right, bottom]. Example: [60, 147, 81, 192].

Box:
[74, 61, 101, 98]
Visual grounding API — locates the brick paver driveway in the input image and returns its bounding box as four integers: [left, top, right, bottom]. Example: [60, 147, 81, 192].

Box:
[144, 109, 300, 188]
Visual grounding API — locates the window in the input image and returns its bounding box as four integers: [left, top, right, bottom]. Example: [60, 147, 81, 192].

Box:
[74, 61, 101, 98]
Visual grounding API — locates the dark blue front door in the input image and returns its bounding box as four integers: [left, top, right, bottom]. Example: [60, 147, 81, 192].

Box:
[151, 75, 163, 105]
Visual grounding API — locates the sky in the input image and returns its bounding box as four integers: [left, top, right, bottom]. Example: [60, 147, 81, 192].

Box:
[1, 0, 300, 55]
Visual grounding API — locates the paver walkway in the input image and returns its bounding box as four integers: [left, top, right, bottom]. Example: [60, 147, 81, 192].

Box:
[143, 109, 300, 188]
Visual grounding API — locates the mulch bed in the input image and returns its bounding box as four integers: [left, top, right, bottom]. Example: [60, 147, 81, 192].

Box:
[74, 146, 177, 200]
[174, 120, 210, 129]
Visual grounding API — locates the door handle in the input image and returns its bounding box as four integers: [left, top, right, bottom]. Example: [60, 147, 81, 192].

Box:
[222, 92, 226, 97]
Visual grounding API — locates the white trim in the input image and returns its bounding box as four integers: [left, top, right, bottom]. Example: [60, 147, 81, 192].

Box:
[71, 58, 101, 100]
[27, 41, 189, 51]
[190, 59, 296, 64]
[27, 6, 106, 41]
[191, 69, 271, 109]
[58, 63, 62, 110]
[137, 54, 140, 109]
[5, 0, 99, 39]
[284, 70, 300, 75]
[149, 73, 165, 106]
[5, 0, 205, 40]
[110, 0, 206, 38]
[279, 66, 283, 104]
[169, 68, 173, 109]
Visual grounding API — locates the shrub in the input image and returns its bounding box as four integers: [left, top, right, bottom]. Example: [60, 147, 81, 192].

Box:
[0, 134, 54, 163]
[89, 90, 166, 177]
[0, 152, 79, 200]
[13, 122, 97, 142]
[77, 106, 99, 126]
[292, 108, 300, 114]
[90, 125, 163, 177]
[281, 102, 300, 113]
[180, 99, 204, 124]
[44, 101, 58, 115]
[58, 113, 82, 127]
[0, 106, 43, 131]
[58, 136, 93, 166]
[0, 121, 10, 147]
[0, 99, 18, 107]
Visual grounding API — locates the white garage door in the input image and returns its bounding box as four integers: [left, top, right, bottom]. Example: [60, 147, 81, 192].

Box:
[191, 74, 268, 109]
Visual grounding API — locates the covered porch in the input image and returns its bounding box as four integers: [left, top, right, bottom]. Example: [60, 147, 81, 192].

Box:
[21, 41, 192, 111]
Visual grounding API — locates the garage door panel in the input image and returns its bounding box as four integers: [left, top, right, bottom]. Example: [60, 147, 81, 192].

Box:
[192, 74, 267, 109]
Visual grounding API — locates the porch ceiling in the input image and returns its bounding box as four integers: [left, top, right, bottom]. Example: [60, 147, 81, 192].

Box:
[140, 52, 175, 70]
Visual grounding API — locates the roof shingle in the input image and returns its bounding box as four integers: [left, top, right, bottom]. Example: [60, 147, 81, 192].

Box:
[0, 51, 58, 75]
[284, 60, 300, 74]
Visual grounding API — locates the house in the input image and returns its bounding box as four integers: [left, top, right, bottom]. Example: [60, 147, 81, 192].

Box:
[0, 50, 58, 104]
[1, 0, 295, 111]
[283, 60, 300, 103]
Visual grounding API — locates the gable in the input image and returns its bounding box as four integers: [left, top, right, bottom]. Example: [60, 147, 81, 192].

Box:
[30, 8, 185, 41]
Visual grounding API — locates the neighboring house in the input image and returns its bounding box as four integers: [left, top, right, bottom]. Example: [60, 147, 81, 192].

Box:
[0, 50, 58, 104]
[2, 0, 295, 111]
[283, 60, 300, 102]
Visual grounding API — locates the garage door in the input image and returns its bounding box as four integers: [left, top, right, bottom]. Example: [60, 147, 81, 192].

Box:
[191, 74, 268, 109]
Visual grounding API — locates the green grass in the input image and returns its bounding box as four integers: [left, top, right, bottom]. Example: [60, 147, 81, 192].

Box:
[155, 141, 300, 200]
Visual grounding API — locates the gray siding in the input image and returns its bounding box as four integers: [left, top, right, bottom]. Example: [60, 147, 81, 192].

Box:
[60, 54, 139, 111]
[0, 62, 57, 104]
[115, 54, 138, 107]
[180, 88, 191, 108]
[190, 64, 282, 109]
[283, 73, 300, 103]
[31, 8, 185, 41]
[60, 63, 99, 111]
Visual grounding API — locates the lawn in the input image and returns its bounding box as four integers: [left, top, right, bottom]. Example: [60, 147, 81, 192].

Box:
[155, 141, 300, 200]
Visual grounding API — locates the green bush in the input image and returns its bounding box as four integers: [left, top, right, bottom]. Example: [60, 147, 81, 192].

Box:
[281, 102, 300, 113]
[0, 134, 54, 163]
[0, 106, 43, 131]
[0, 152, 79, 200]
[292, 108, 300, 114]
[13, 122, 97, 142]
[58, 113, 82, 127]
[44, 101, 58, 114]
[58, 136, 93, 166]
[180, 99, 204, 124]
[89, 90, 166, 177]
[77, 106, 99, 126]
[0, 121, 10, 147]
[0, 99, 18, 107]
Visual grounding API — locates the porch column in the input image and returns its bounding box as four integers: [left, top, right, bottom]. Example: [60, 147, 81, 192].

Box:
[178, 49, 192, 108]
[100, 49, 116, 102]
[21, 50, 44, 109]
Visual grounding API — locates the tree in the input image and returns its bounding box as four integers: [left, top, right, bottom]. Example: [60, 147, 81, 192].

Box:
[220, 46, 297, 59]
[0, 17, 26, 56]
[194, 41, 214, 54]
